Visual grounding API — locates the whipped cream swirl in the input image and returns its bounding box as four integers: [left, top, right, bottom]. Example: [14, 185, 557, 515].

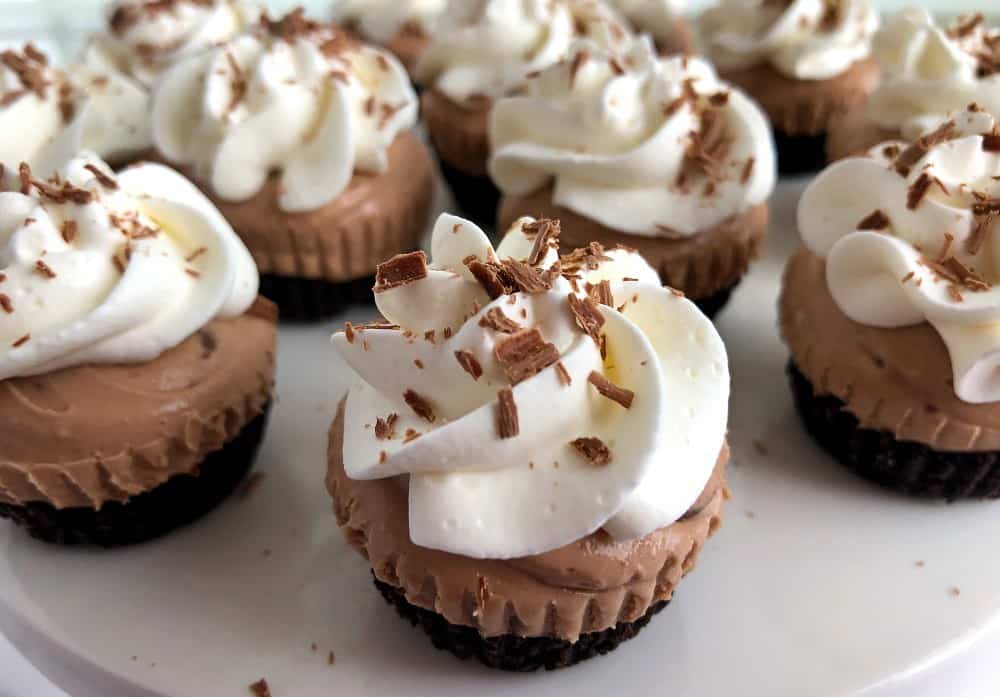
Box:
[867, 9, 1000, 139]
[0, 46, 77, 170]
[0, 153, 258, 380]
[699, 0, 879, 80]
[799, 109, 1000, 404]
[91, 0, 263, 88]
[490, 37, 775, 237]
[152, 10, 418, 213]
[333, 213, 729, 559]
[335, 0, 447, 43]
[610, 0, 686, 48]
[414, 0, 632, 103]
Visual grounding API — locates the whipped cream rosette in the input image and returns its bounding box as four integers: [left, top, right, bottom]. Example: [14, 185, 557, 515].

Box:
[610, 0, 689, 50]
[490, 36, 775, 237]
[799, 108, 1000, 404]
[335, 0, 446, 44]
[0, 152, 258, 380]
[0, 46, 78, 170]
[699, 0, 879, 81]
[332, 213, 729, 559]
[414, 0, 632, 103]
[867, 9, 1000, 139]
[90, 0, 263, 88]
[152, 10, 417, 213]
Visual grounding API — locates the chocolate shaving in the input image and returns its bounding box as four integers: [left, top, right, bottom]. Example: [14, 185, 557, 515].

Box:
[588, 280, 614, 307]
[679, 107, 732, 185]
[34, 259, 56, 278]
[454, 349, 483, 380]
[0, 293, 12, 313]
[83, 163, 118, 190]
[568, 294, 605, 345]
[941, 256, 991, 291]
[740, 157, 755, 184]
[894, 121, 956, 176]
[907, 172, 934, 210]
[569, 50, 590, 86]
[496, 388, 519, 439]
[500, 259, 551, 293]
[465, 258, 510, 299]
[969, 210, 997, 254]
[857, 209, 890, 230]
[403, 389, 435, 423]
[478, 307, 521, 333]
[59, 220, 77, 244]
[587, 371, 635, 409]
[12, 333, 29, 348]
[185, 246, 207, 262]
[375, 251, 427, 292]
[560, 242, 612, 274]
[375, 413, 398, 440]
[493, 328, 560, 385]
[523, 218, 560, 265]
[249, 679, 272, 697]
[555, 362, 572, 386]
[403, 428, 420, 442]
[937, 232, 955, 262]
[948, 12, 985, 39]
[570, 437, 612, 466]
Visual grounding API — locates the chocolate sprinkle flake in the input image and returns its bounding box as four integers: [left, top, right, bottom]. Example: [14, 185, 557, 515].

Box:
[740, 157, 755, 184]
[375, 413, 398, 440]
[894, 121, 956, 177]
[479, 307, 521, 333]
[588, 280, 614, 307]
[969, 209, 997, 254]
[570, 437, 612, 466]
[524, 218, 560, 265]
[454, 349, 483, 380]
[375, 251, 427, 292]
[555, 362, 572, 386]
[12, 333, 29, 348]
[0, 293, 12, 313]
[60, 220, 77, 244]
[587, 371, 635, 409]
[83, 163, 118, 190]
[494, 328, 560, 385]
[569, 49, 589, 86]
[568, 294, 605, 346]
[907, 172, 934, 210]
[249, 679, 272, 697]
[501, 259, 551, 293]
[858, 209, 890, 230]
[497, 388, 519, 439]
[465, 258, 509, 299]
[34, 259, 56, 278]
[403, 389, 436, 423]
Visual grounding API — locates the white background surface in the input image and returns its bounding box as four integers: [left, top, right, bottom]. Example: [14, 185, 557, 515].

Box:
[0, 1, 998, 697]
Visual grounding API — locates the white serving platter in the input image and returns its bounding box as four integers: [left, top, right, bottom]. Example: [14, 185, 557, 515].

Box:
[2, 177, 1000, 697]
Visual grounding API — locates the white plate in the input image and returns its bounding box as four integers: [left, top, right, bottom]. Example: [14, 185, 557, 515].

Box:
[2, 177, 1000, 697]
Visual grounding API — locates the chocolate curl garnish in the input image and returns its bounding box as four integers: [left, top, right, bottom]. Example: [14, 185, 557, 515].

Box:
[454, 350, 483, 380]
[375, 413, 398, 440]
[568, 294, 605, 346]
[478, 307, 521, 333]
[857, 209, 890, 231]
[403, 389, 435, 423]
[570, 437, 612, 466]
[587, 371, 635, 409]
[496, 388, 519, 439]
[493, 328, 560, 385]
[894, 121, 956, 177]
[375, 251, 428, 292]
[523, 218, 561, 266]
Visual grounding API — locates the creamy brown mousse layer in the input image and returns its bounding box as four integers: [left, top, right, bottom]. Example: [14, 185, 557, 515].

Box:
[421, 88, 492, 176]
[0, 301, 277, 509]
[499, 191, 768, 300]
[157, 133, 435, 283]
[720, 58, 880, 137]
[327, 401, 728, 643]
[781, 248, 1000, 452]
[825, 105, 900, 162]
[656, 18, 696, 56]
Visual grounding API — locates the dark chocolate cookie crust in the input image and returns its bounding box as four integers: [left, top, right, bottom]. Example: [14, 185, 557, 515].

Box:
[258, 274, 375, 322]
[374, 576, 669, 671]
[438, 160, 501, 231]
[788, 361, 1000, 501]
[693, 284, 735, 320]
[0, 404, 271, 547]
[773, 130, 828, 176]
